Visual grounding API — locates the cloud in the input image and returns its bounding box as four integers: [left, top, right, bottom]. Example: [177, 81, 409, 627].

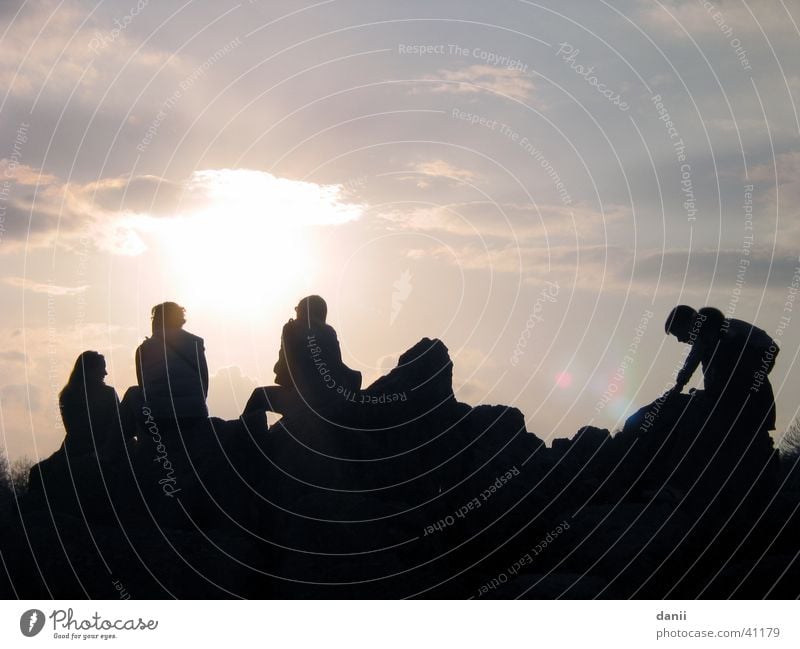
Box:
[0, 165, 364, 256]
[184, 169, 363, 227]
[749, 151, 800, 244]
[633, 248, 800, 291]
[207, 365, 257, 419]
[410, 159, 479, 183]
[412, 160, 476, 181]
[0, 160, 58, 186]
[0, 197, 62, 243]
[0, 160, 78, 246]
[3, 277, 89, 295]
[418, 64, 538, 103]
[451, 346, 499, 405]
[0, 350, 27, 363]
[405, 238, 800, 296]
[86, 174, 187, 217]
[408, 241, 541, 274]
[707, 117, 769, 134]
[0, 0, 181, 100]
[379, 201, 630, 243]
[637, 0, 797, 39]
[0, 384, 42, 411]
[751, 151, 800, 197]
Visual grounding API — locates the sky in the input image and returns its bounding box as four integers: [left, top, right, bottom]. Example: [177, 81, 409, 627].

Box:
[1, 0, 799, 460]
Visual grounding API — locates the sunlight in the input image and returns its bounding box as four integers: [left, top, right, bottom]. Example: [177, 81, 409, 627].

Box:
[153, 169, 362, 312]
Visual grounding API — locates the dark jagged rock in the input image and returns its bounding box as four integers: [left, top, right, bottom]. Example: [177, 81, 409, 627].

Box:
[552, 426, 611, 458]
[2, 337, 798, 599]
[364, 338, 454, 412]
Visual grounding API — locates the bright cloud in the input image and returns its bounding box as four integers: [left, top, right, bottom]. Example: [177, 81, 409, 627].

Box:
[421, 64, 538, 103]
[0, 165, 364, 255]
[3, 278, 89, 295]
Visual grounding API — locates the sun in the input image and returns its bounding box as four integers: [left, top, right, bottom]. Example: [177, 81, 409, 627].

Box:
[150, 169, 361, 313]
[163, 214, 313, 312]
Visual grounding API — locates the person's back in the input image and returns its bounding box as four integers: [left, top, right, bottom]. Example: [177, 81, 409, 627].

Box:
[702, 316, 774, 390]
[59, 351, 119, 458]
[715, 316, 777, 430]
[135, 302, 208, 419]
[722, 318, 774, 361]
[277, 318, 358, 403]
[243, 295, 361, 420]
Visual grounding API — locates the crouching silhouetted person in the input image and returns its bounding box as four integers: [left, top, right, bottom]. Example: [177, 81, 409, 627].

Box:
[645, 305, 780, 509]
[666, 305, 778, 431]
[243, 295, 361, 421]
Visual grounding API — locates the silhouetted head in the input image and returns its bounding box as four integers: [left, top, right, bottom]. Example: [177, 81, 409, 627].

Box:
[151, 302, 186, 335]
[696, 306, 726, 344]
[665, 305, 697, 343]
[295, 295, 327, 325]
[60, 351, 106, 400]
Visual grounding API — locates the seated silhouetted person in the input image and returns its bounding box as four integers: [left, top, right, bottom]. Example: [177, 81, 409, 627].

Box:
[59, 351, 126, 461]
[135, 302, 209, 429]
[665, 304, 778, 431]
[243, 295, 361, 420]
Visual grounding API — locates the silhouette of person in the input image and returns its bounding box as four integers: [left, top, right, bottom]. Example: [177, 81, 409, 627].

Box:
[242, 295, 361, 419]
[58, 351, 124, 460]
[665, 305, 778, 430]
[135, 302, 209, 425]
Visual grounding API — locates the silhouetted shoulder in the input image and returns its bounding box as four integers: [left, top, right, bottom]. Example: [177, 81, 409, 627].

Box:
[315, 322, 339, 342]
[726, 318, 774, 349]
[170, 328, 204, 346]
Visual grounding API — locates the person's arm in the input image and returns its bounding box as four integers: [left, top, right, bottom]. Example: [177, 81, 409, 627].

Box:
[198, 340, 209, 398]
[675, 341, 702, 390]
[327, 327, 362, 391]
[135, 344, 143, 388]
[95, 387, 120, 454]
[104, 386, 121, 427]
[273, 346, 288, 385]
[274, 320, 297, 386]
[325, 326, 345, 366]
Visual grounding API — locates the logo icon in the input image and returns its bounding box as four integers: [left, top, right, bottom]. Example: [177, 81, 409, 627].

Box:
[20, 609, 45, 637]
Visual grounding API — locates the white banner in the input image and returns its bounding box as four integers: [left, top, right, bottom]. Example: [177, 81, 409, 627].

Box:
[0, 600, 796, 648]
